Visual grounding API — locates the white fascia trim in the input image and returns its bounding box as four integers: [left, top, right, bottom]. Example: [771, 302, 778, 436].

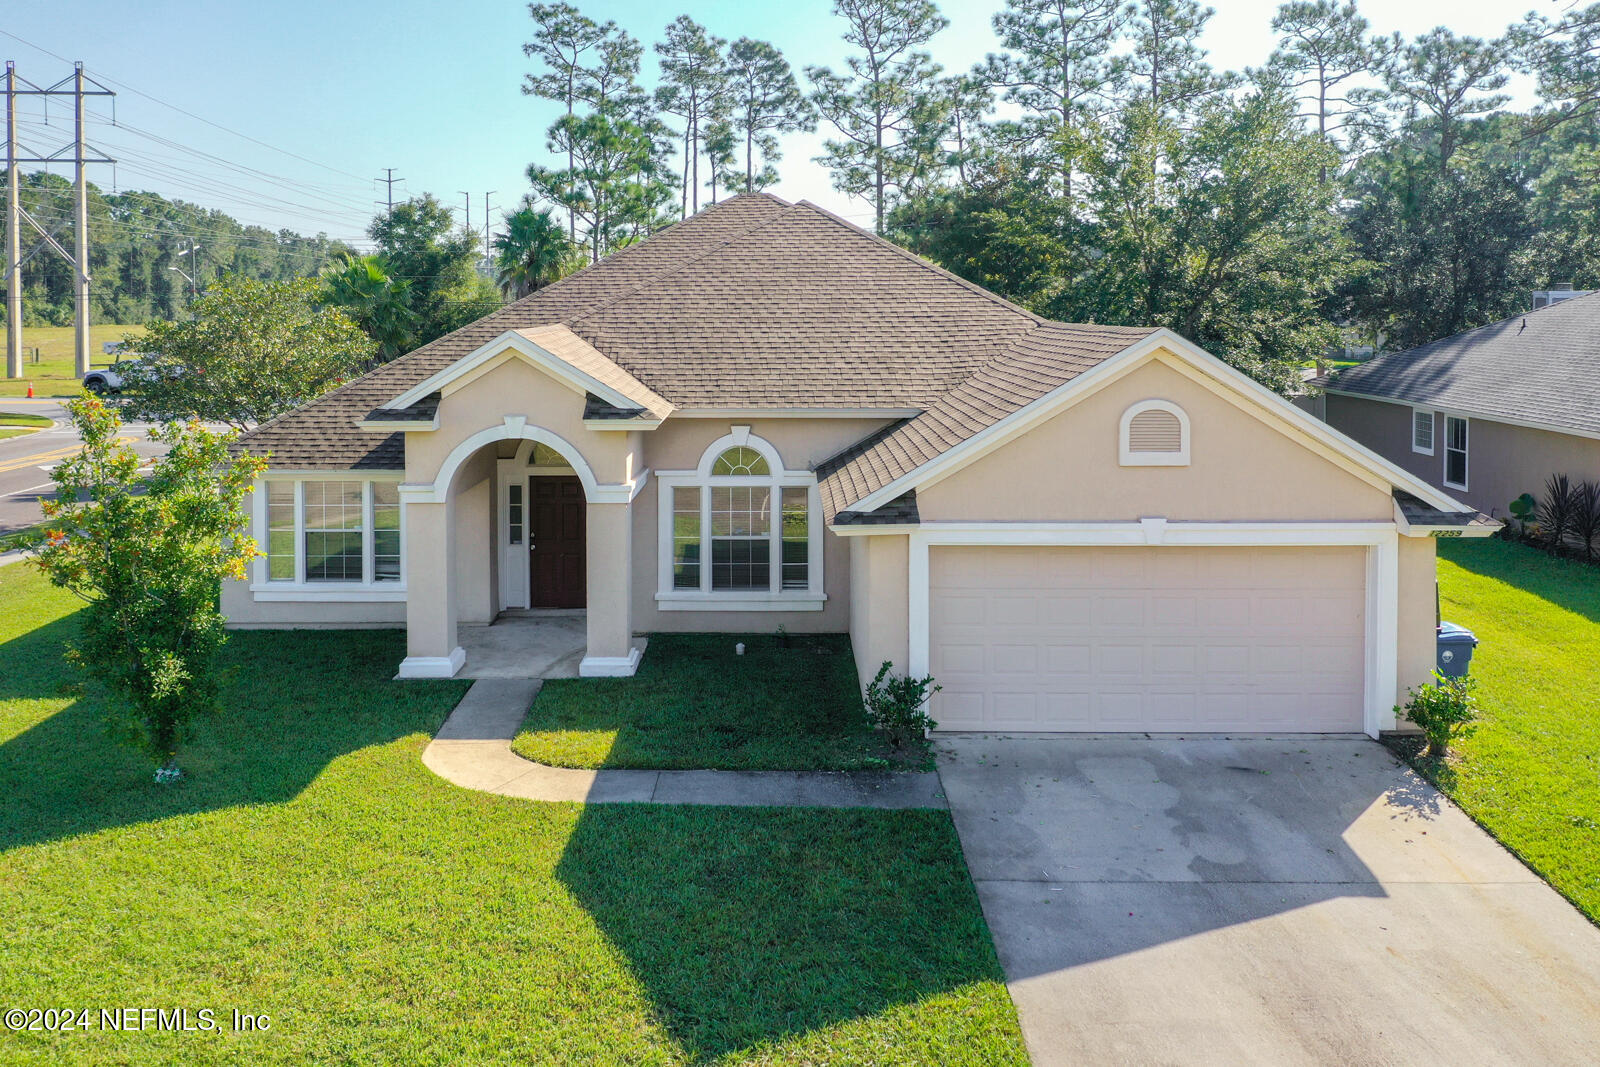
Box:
[579, 646, 643, 677]
[250, 585, 407, 601]
[655, 592, 828, 612]
[396, 647, 466, 679]
[584, 418, 662, 432]
[848, 328, 1470, 518]
[257, 469, 406, 480]
[1325, 386, 1600, 444]
[914, 520, 1398, 547]
[387, 330, 647, 414]
[355, 417, 439, 433]
[829, 523, 921, 536]
[671, 407, 924, 419]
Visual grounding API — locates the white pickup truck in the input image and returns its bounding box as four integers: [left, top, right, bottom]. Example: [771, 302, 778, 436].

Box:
[82, 357, 142, 395]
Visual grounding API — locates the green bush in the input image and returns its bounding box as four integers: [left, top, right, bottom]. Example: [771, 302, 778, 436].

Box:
[1398, 671, 1480, 758]
[862, 662, 940, 751]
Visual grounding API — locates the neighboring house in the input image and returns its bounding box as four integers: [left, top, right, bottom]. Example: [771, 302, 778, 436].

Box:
[232, 193, 1493, 737]
[1320, 292, 1600, 518]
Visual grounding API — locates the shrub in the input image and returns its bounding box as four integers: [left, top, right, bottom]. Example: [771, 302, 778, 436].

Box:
[1507, 492, 1537, 540]
[1398, 671, 1480, 758]
[1538, 474, 1577, 553]
[1574, 482, 1600, 561]
[862, 662, 941, 751]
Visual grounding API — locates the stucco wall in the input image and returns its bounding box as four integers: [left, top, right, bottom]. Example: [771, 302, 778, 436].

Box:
[919, 356, 1395, 523]
[221, 579, 404, 628]
[406, 354, 638, 487]
[1394, 533, 1439, 730]
[1325, 392, 1600, 518]
[847, 533, 909, 688]
[453, 460, 496, 624]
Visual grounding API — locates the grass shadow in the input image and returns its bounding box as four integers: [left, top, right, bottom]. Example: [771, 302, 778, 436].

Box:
[516, 632, 928, 771]
[554, 802, 1023, 1062]
[0, 616, 471, 853]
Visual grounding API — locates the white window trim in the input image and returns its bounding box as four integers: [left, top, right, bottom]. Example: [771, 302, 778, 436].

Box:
[1411, 408, 1435, 456]
[250, 475, 407, 600]
[654, 429, 826, 611]
[1443, 416, 1469, 491]
[904, 519, 1399, 739]
[1119, 399, 1191, 466]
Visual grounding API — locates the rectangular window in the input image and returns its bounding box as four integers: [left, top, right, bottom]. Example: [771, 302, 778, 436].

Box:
[710, 485, 771, 590]
[780, 487, 808, 590]
[1444, 416, 1468, 490]
[372, 483, 401, 582]
[1411, 408, 1434, 455]
[266, 481, 296, 581]
[672, 486, 701, 589]
[507, 483, 523, 546]
[303, 480, 364, 582]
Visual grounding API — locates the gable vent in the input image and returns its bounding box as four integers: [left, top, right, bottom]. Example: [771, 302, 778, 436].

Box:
[1128, 409, 1183, 452]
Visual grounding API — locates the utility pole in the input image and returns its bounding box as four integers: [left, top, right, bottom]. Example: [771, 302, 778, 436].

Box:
[6, 63, 20, 381]
[168, 239, 201, 305]
[2, 61, 114, 380]
[374, 168, 403, 215]
[483, 190, 496, 258]
[72, 64, 90, 377]
[458, 190, 471, 233]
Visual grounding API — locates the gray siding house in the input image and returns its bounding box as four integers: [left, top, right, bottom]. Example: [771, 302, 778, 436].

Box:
[1320, 293, 1600, 517]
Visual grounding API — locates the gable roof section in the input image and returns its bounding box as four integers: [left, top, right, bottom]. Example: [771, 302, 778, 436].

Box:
[816, 322, 1156, 518]
[382, 325, 673, 421]
[821, 328, 1478, 521]
[236, 193, 1040, 469]
[1325, 292, 1600, 439]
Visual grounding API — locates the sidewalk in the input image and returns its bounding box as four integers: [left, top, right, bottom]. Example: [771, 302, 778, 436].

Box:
[421, 678, 947, 809]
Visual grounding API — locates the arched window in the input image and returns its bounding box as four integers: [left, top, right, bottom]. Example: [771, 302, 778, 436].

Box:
[1119, 400, 1190, 466]
[656, 429, 824, 609]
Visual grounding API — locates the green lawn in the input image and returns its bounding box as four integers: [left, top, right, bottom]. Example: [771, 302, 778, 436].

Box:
[0, 410, 52, 439]
[512, 632, 924, 771]
[0, 565, 1021, 1064]
[1404, 538, 1600, 923]
[0, 325, 144, 398]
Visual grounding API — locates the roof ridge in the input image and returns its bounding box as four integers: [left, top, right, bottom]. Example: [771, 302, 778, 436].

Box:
[791, 200, 1045, 325]
[564, 199, 805, 330]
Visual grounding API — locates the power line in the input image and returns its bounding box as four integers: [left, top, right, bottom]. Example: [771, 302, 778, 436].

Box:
[0, 28, 372, 184]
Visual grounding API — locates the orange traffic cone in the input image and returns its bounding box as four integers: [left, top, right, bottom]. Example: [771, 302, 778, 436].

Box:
[25, 382, 33, 398]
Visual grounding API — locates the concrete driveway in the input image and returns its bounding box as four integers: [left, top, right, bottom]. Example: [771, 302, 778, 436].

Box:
[936, 736, 1600, 1066]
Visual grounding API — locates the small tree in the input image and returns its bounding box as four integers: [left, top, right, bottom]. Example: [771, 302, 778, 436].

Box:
[120, 275, 375, 432]
[1538, 473, 1577, 554]
[33, 398, 267, 780]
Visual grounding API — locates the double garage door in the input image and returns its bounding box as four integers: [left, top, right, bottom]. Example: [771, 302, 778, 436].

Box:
[930, 545, 1366, 733]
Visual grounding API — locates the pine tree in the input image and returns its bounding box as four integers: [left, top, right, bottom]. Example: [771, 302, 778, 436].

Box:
[724, 38, 813, 194]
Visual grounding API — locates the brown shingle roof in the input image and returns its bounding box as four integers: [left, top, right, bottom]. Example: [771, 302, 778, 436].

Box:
[236, 192, 1150, 501]
[815, 321, 1157, 519]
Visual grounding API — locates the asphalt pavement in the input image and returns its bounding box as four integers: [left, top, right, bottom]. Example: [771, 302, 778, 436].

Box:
[0, 399, 171, 534]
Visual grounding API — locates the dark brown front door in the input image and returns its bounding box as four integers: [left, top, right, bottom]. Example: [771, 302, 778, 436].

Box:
[529, 476, 585, 608]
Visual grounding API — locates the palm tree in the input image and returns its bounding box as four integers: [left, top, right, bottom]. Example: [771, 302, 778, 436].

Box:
[318, 254, 419, 364]
[493, 206, 580, 299]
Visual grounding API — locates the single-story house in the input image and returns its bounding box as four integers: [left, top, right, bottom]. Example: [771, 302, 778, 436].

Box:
[231, 193, 1493, 737]
[1318, 292, 1600, 517]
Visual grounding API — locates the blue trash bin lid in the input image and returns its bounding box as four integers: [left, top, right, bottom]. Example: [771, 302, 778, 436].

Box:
[1438, 621, 1478, 646]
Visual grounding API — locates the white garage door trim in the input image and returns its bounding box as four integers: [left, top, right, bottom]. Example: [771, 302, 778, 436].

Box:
[908, 521, 1399, 738]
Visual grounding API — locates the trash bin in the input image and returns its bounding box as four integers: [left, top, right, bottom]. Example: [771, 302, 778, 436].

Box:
[1436, 622, 1478, 679]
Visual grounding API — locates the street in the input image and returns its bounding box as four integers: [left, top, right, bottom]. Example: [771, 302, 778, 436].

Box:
[0, 399, 171, 535]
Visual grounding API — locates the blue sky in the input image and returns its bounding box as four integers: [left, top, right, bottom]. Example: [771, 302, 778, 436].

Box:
[11, 0, 1539, 247]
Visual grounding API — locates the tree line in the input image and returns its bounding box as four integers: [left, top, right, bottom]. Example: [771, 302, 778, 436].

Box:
[1, 172, 353, 326]
[515, 0, 1600, 392]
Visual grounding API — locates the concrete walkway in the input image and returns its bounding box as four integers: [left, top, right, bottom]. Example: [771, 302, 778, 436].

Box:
[421, 677, 947, 809]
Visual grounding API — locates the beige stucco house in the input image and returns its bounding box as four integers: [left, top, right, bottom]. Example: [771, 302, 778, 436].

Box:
[230, 193, 1493, 737]
[1319, 292, 1600, 518]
